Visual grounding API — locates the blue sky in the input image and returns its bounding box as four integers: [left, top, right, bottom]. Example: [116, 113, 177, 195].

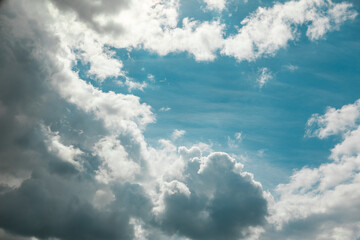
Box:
[73, 0, 360, 190]
[1, 0, 360, 239]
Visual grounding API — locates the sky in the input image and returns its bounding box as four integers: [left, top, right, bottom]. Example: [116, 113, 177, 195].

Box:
[0, 0, 360, 239]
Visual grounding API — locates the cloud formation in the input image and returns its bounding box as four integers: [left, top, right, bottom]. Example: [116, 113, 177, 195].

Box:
[203, 0, 226, 11]
[266, 99, 360, 239]
[0, 1, 271, 239]
[0, 0, 358, 239]
[257, 68, 273, 88]
[48, 0, 356, 64]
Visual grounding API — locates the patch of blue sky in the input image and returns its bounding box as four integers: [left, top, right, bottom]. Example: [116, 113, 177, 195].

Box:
[72, 0, 360, 191]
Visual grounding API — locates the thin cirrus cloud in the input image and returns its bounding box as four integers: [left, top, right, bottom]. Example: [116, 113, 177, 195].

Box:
[257, 68, 273, 88]
[0, 0, 358, 240]
[171, 129, 186, 141]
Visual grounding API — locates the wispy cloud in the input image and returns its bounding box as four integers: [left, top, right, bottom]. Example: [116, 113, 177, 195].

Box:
[257, 67, 273, 88]
[171, 129, 186, 141]
[284, 64, 299, 72]
[159, 107, 171, 112]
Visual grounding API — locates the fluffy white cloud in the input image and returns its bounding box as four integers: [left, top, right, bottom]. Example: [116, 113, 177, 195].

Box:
[51, 0, 356, 64]
[221, 0, 357, 61]
[306, 99, 360, 139]
[0, 0, 358, 239]
[203, 0, 227, 11]
[331, 126, 360, 161]
[268, 99, 360, 240]
[93, 135, 141, 183]
[43, 126, 84, 171]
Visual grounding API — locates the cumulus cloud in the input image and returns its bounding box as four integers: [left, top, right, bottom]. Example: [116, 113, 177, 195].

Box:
[266, 99, 360, 240]
[306, 99, 360, 139]
[155, 148, 268, 240]
[221, 0, 357, 61]
[0, 0, 359, 239]
[50, 0, 130, 34]
[43, 126, 84, 171]
[203, 0, 227, 11]
[0, 1, 271, 239]
[93, 135, 141, 183]
[51, 0, 356, 64]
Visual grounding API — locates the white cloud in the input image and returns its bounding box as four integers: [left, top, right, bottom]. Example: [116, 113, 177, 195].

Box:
[268, 99, 360, 239]
[221, 0, 357, 61]
[117, 78, 148, 92]
[257, 67, 272, 88]
[306, 99, 360, 139]
[93, 188, 116, 209]
[43, 125, 84, 171]
[82, 45, 124, 81]
[203, 0, 226, 11]
[235, 132, 243, 141]
[0, 0, 358, 239]
[159, 107, 171, 112]
[147, 74, 155, 81]
[48, 0, 357, 65]
[330, 126, 360, 161]
[227, 132, 242, 148]
[171, 129, 186, 141]
[93, 135, 141, 183]
[284, 64, 299, 71]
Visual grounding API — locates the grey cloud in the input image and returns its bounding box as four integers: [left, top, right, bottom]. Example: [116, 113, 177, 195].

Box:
[0, 3, 141, 239]
[0, 229, 33, 240]
[0, 4, 104, 182]
[263, 209, 360, 240]
[157, 152, 268, 240]
[50, 0, 130, 35]
[0, 169, 154, 240]
[0, 1, 270, 240]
